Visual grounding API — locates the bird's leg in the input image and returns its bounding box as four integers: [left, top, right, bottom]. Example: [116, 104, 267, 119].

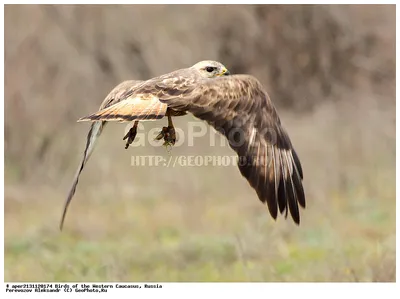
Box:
[165, 112, 176, 146]
[123, 121, 139, 149]
[155, 110, 176, 147]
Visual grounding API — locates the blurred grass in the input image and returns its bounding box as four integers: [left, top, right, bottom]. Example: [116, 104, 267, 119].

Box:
[4, 95, 395, 282]
[4, 180, 395, 282]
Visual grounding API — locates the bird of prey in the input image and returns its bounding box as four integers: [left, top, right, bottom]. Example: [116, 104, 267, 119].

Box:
[60, 60, 305, 230]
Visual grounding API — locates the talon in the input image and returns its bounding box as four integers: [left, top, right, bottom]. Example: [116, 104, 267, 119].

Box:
[123, 122, 138, 149]
[155, 127, 168, 141]
[156, 110, 177, 151]
[166, 126, 176, 145]
[156, 126, 176, 148]
[163, 142, 173, 153]
[122, 130, 131, 141]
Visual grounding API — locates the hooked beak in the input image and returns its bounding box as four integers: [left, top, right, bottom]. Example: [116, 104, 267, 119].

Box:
[220, 68, 230, 76]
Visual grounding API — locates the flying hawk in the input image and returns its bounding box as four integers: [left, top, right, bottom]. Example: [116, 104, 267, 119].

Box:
[60, 60, 305, 230]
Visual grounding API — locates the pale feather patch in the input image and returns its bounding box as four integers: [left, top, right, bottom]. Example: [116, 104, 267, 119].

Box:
[283, 150, 300, 223]
[247, 127, 257, 153]
[78, 94, 168, 122]
[278, 149, 288, 218]
[271, 146, 279, 205]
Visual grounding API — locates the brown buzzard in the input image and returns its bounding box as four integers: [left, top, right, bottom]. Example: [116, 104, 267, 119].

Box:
[60, 60, 305, 230]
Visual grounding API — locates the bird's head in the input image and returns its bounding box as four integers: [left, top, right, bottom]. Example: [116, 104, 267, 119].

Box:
[191, 60, 230, 78]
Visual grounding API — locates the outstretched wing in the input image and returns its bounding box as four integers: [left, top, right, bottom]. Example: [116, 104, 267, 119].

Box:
[60, 80, 143, 230]
[79, 74, 306, 224]
[161, 75, 306, 224]
[78, 71, 198, 122]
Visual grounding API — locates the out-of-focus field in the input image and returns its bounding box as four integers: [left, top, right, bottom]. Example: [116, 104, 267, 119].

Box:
[4, 5, 395, 282]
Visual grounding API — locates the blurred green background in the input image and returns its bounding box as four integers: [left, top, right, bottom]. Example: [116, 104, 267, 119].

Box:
[4, 4, 395, 282]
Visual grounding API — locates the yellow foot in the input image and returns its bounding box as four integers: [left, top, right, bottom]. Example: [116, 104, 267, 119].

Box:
[155, 126, 176, 149]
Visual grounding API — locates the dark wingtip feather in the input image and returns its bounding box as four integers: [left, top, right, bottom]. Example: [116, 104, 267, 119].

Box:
[291, 149, 305, 209]
[292, 169, 306, 209]
[277, 177, 287, 215]
[263, 186, 278, 221]
[234, 128, 305, 225]
[292, 149, 303, 180]
[286, 180, 300, 225]
[284, 152, 300, 224]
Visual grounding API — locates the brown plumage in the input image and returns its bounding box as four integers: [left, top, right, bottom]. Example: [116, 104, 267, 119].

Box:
[62, 60, 305, 229]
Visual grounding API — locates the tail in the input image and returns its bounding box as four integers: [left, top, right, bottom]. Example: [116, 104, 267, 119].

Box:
[59, 121, 106, 230]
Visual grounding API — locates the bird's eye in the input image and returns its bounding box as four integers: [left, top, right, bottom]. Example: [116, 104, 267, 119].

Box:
[205, 67, 215, 72]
